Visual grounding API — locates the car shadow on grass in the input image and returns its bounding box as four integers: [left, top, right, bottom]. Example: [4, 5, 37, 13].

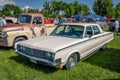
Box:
[0, 46, 12, 50]
[103, 79, 120, 80]
[10, 55, 58, 73]
[83, 48, 120, 73]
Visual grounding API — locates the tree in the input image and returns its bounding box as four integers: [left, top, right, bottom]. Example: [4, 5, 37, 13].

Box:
[72, 0, 80, 15]
[1, 4, 22, 17]
[64, 1, 90, 17]
[0, 10, 2, 16]
[13, 6, 23, 17]
[115, 3, 120, 18]
[80, 4, 90, 15]
[93, 0, 115, 17]
[50, 0, 65, 17]
[27, 8, 40, 13]
[41, 0, 90, 17]
[41, 2, 51, 17]
[64, 3, 75, 17]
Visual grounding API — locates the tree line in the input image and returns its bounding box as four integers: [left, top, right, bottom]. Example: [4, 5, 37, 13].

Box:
[0, 0, 120, 18]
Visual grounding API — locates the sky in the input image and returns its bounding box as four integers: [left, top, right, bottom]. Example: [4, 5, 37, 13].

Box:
[0, 0, 120, 9]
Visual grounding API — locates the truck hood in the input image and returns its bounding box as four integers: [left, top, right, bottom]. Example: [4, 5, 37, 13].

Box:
[18, 36, 84, 53]
[0, 23, 30, 32]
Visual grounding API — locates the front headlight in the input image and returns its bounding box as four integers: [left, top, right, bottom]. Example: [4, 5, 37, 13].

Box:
[46, 52, 51, 57]
[2, 32, 8, 38]
[45, 52, 55, 58]
[17, 44, 23, 50]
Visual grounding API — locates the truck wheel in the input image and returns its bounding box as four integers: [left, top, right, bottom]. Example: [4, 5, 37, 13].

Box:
[100, 44, 106, 51]
[65, 53, 78, 70]
[13, 37, 26, 48]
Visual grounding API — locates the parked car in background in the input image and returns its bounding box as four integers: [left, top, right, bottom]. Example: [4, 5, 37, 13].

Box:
[0, 17, 17, 24]
[81, 18, 106, 28]
[6, 19, 14, 24]
[0, 13, 55, 48]
[96, 19, 107, 28]
[109, 18, 120, 32]
[109, 18, 116, 31]
[117, 18, 120, 32]
[15, 23, 114, 70]
[81, 18, 96, 23]
[6, 17, 17, 24]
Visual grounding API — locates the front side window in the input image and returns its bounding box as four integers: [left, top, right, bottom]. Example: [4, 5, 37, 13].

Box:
[92, 26, 100, 35]
[50, 25, 84, 39]
[33, 17, 42, 24]
[18, 15, 31, 23]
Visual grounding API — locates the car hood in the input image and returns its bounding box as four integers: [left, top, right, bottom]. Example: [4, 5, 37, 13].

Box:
[0, 23, 30, 32]
[17, 36, 84, 53]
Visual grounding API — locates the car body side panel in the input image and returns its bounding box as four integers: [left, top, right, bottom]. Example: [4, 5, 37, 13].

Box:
[55, 32, 113, 66]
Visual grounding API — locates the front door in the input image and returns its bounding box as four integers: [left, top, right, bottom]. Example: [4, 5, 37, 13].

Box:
[32, 16, 45, 37]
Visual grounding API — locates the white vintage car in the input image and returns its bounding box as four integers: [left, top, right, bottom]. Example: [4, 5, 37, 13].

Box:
[15, 23, 114, 70]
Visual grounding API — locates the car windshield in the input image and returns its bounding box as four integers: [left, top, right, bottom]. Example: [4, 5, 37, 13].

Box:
[18, 15, 31, 23]
[50, 25, 84, 39]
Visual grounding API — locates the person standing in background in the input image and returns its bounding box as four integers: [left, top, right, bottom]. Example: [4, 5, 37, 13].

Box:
[0, 15, 7, 26]
[0, 18, 2, 26]
[115, 19, 119, 32]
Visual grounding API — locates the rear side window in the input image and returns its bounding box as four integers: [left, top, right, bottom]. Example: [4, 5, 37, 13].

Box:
[33, 17, 42, 24]
[92, 26, 100, 35]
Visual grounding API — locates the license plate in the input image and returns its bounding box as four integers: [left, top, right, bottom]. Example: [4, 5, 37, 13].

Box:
[30, 59, 37, 64]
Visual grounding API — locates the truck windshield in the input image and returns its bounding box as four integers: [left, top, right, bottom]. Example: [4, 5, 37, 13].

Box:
[18, 15, 31, 23]
[50, 25, 84, 39]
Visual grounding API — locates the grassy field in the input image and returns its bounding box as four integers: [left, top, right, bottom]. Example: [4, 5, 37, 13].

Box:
[0, 34, 120, 80]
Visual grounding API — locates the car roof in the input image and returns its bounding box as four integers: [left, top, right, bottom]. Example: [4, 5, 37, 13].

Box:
[60, 23, 99, 26]
[20, 13, 44, 17]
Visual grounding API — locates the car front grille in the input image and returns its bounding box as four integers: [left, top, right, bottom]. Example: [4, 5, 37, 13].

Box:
[0, 35, 4, 41]
[0, 32, 5, 39]
[17, 45, 54, 61]
[0, 35, 3, 39]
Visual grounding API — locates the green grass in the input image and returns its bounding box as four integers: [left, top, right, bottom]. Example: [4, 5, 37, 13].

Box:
[0, 35, 120, 80]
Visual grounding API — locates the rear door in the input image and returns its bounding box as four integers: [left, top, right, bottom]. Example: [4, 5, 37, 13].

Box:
[80, 25, 102, 58]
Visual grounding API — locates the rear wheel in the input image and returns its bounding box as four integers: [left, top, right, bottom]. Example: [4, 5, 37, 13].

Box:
[100, 44, 106, 51]
[13, 37, 26, 48]
[65, 53, 78, 70]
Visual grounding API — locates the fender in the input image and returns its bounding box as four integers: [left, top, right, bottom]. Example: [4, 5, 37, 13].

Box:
[61, 50, 80, 66]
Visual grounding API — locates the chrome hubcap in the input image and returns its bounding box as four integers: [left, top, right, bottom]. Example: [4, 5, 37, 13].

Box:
[68, 54, 77, 67]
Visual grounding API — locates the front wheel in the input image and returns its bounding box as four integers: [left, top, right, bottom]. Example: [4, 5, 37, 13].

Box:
[65, 53, 78, 70]
[13, 37, 26, 48]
